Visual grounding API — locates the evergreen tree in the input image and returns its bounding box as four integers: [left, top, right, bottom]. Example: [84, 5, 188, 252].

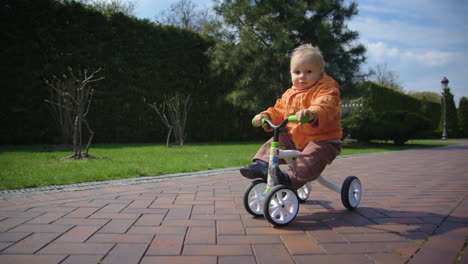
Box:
[440, 89, 458, 138]
[206, 0, 366, 111]
[458, 97, 468, 137]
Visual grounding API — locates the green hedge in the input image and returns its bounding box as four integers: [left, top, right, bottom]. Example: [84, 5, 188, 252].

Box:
[348, 82, 441, 127]
[0, 0, 263, 144]
[343, 110, 433, 144]
[342, 82, 441, 142]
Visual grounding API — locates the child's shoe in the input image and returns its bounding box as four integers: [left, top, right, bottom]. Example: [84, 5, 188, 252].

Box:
[240, 160, 268, 180]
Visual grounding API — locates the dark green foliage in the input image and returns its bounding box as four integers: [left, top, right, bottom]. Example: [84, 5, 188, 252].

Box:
[342, 82, 441, 143]
[458, 97, 468, 137]
[346, 82, 441, 128]
[207, 0, 366, 112]
[343, 110, 433, 144]
[1, 0, 235, 144]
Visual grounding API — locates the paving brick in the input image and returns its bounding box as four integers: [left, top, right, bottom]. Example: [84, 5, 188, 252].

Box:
[53, 218, 109, 226]
[146, 234, 185, 255]
[89, 213, 140, 219]
[165, 208, 192, 220]
[0, 254, 67, 264]
[27, 212, 68, 224]
[161, 219, 215, 227]
[0, 211, 43, 219]
[175, 193, 196, 201]
[87, 234, 153, 243]
[3, 232, 61, 254]
[306, 229, 346, 243]
[341, 233, 409, 242]
[134, 214, 165, 226]
[101, 243, 148, 264]
[127, 226, 187, 235]
[185, 226, 215, 244]
[140, 256, 217, 264]
[219, 256, 256, 264]
[9, 224, 73, 233]
[218, 235, 281, 244]
[191, 214, 240, 220]
[246, 227, 304, 235]
[64, 207, 100, 218]
[253, 244, 294, 264]
[408, 233, 466, 264]
[281, 234, 324, 254]
[0, 242, 13, 251]
[97, 203, 129, 213]
[0, 232, 31, 242]
[217, 220, 245, 235]
[121, 208, 168, 214]
[98, 219, 135, 233]
[321, 241, 414, 254]
[126, 199, 153, 209]
[192, 204, 214, 215]
[294, 254, 374, 264]
[61, 255, 104, 264]
[0, 218, 31, 232]
[38, 242, 114, 255]
[29, 206, 77, 213]
[367, 253, 408, 264]
[183, 244, 252, 256]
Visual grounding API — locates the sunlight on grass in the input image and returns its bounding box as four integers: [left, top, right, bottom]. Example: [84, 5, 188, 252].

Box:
[0, 140, 453, 190]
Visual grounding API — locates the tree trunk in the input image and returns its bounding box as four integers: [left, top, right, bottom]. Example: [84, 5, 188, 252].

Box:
[166, 126, 173, 147]
[84, 119, 94, 156]
[73, 116, 79, 156]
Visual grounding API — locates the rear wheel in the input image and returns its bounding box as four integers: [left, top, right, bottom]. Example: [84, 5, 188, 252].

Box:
[297, 182, 312, 203]
[243, 180, 267, 217]
[341, 176, 362, 210]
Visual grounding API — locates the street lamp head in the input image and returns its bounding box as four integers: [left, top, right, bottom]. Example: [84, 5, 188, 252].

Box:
[441, 77, 449, 91]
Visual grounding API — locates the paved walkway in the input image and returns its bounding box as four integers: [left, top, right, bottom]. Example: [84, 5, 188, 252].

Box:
[0, 141, 467, 264]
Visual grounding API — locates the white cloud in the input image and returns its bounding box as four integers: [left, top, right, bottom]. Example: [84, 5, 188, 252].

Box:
[349, 16, 466, 50]
[363, 40, 460, 68]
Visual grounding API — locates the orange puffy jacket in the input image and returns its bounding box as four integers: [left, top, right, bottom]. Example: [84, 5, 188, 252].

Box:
[261, 75, 343, 150]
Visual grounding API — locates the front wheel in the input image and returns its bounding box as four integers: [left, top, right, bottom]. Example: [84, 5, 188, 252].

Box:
[341, 176, 362, 210]
[243, 179, 267, 217]
[263, 185, 299, 226]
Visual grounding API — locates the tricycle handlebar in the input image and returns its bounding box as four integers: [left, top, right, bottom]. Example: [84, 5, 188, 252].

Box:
[252, 115, 310, 129]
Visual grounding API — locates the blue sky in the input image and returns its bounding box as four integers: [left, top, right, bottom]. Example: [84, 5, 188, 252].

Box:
[128, 0, 467, 104]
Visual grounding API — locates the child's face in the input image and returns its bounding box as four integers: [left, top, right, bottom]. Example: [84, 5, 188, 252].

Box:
[290, 54, 323, 90]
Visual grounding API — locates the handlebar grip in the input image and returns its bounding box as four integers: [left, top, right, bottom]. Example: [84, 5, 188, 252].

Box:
[252, 118, 268, 127]
[288, 115, 310, 123]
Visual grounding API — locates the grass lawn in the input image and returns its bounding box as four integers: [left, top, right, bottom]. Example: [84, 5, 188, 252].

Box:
[0, 140, 453, 191]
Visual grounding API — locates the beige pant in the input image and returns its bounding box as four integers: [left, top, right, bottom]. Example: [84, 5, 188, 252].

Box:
[254, 134, 341, 190]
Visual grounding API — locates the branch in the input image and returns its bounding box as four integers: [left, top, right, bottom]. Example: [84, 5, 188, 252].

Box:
[44, 99, 73, 111]
[237, 16, 270, 47]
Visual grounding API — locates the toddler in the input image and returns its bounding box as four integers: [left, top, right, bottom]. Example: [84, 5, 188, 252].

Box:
[240, 44, 342, 190]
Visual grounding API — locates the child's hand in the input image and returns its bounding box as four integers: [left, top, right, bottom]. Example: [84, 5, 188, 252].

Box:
[295, 109, 315, 123]
[252, 113, 270, 127]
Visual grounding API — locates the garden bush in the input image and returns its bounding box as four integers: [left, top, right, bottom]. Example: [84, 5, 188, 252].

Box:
[343, 110, 433, 144]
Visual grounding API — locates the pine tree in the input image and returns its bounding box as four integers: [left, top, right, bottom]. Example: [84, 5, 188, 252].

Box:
[206, 0, 366, 111]
[458, 97, 468, 137]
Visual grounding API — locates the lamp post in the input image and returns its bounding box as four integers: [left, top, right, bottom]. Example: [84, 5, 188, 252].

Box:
[441, 77, 449, 140]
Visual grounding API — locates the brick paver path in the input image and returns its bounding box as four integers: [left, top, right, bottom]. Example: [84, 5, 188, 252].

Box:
[1, 141, 467, 264]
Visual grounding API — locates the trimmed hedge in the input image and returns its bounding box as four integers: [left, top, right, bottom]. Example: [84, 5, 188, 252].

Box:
[342, 82, 441, 143]
[347, 82, 441, 128]
[0, 0, 263, 144]
[343, 110, 433, 144]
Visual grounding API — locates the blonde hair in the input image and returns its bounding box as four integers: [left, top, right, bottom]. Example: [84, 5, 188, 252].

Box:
[291, 44, 325, 73]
